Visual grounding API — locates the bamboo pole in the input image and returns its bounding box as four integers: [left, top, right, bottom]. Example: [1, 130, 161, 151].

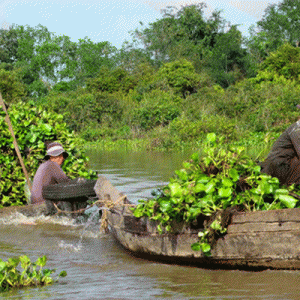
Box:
[0, 92, 32, 191]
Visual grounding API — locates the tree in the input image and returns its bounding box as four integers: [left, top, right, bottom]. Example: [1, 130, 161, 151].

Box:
[258, 0, 300, 47]
[1, 24, 118, 97]
[75, 37, 117, 83]
[130, 3, 226, 64]
[86, 66, 136, 93]
[0, 26, 19, 65]
[247, 0, 300, 63]
[209, 26, 252, 87]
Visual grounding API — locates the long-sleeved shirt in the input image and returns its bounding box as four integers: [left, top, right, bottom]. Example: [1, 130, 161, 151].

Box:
[30, 160, 69, 204]
[261, 120, 300, 184]
[264, 120, 300, 165]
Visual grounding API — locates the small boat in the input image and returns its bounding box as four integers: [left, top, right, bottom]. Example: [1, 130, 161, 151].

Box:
[0, 179, 97, 218]
[94, 176, 300, 270]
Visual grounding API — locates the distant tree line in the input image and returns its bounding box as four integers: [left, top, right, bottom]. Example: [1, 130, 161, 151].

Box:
[1, 0, 300, 150]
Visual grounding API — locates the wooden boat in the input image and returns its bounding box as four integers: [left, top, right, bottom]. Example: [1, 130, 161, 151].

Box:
[94, 176, 300, 270]
[0, 179, 97, 218]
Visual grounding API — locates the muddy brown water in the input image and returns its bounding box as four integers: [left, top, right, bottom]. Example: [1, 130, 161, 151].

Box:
[1, 150, 300, 299]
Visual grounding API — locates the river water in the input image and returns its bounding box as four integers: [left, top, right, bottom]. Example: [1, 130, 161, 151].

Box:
[1, 150, 300, 299]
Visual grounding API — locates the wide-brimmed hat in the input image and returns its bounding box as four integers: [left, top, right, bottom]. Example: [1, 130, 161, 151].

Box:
[44, 142, 69, 160]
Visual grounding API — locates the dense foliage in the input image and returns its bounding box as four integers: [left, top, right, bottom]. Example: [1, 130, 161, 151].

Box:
[0, 100, 97, 207]
[0, 255, 66, 292]
[132, 134, 300, 254]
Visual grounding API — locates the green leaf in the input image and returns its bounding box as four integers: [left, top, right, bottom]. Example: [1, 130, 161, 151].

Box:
[0, 261, 6, 271]
[191, 152, 199, 163]
[133, 208, 144, 218]
[191, 242, 201, 251]
[207, 133, 216, 143]
[229, 168, 239, 181]
[275, 189, 289, 195]
[194, 183, 206, 193]
[29, 132, 38, 143]
[159, 201, 172, 213]
[200, 243, 211, 253]
[36, 255, 47, 267]
[218, 188, 232, 198]
[277, 194, 297, 208]
[168, 182, 183, 198]
[59, 270, 67, 277]
[222, 178, 233, 187]
[19, 255, 31, 269]
[205, 181, 215, 194]
[41, 123, 52, 133]
[175, 169, 188, 181]
[8, 257, 20, 268]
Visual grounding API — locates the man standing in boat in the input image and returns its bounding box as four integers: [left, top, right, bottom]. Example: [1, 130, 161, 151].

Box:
[260, 120, 300, 185]
[31, 142, 70, 214]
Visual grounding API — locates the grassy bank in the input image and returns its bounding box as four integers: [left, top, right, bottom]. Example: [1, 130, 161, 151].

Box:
[80, 130, 281, 164]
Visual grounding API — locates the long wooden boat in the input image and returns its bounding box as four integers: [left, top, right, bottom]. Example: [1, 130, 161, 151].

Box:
[95, 176, 300, 270]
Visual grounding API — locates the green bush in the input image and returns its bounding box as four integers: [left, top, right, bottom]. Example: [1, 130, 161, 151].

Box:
[259, 43, 300, 82]
[156, 59, 202, 97]
[131, 90, 181, 130]
[0, 68, 28, 103]
[86, 66, 136, 93]
[0, 100, 97, 207]
[42, 89, 124, 133]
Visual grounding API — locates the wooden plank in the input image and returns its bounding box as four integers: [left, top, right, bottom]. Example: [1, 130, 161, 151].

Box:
[215, 230, 300, 261]
[231, 208, 300, 224]
[228, 221, 300, 234]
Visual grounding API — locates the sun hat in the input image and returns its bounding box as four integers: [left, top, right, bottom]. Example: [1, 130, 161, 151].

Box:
[44, 142, 69, 160]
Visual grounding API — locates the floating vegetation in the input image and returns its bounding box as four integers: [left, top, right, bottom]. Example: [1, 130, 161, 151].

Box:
[0, 255, 67, 292]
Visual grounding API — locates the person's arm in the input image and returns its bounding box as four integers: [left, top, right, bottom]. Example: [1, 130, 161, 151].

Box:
[50, 161, 70, 183]
[289, 122, 300, 158]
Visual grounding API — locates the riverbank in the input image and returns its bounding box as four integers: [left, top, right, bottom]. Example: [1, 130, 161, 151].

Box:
[79, 130, 281, 162]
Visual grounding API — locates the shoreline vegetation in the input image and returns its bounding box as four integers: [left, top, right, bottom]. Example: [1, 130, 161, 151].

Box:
[1, 0, 300, 208]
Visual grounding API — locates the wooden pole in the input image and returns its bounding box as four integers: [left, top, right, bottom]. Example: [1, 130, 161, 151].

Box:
[0, 93, 32, 191]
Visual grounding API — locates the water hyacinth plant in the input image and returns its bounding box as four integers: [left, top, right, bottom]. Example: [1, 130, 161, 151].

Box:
[0, 255, 67, 292]
[132, 133, 300, 254]
[0, 100, 97, 207]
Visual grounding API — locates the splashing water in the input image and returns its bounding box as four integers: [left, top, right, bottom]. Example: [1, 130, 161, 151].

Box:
[58, 205, 102, 252]
[0, 211, 78, 226]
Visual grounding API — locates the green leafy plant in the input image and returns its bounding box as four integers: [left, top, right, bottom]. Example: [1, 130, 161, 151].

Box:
[0, 100, 97, 207]
[132, 133, 300, 255]
[0, 255, 67, 292]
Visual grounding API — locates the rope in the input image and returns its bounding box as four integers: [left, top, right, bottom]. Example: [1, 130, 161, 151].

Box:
[52, 195, 135, 233]
[53, 199, 104, 215]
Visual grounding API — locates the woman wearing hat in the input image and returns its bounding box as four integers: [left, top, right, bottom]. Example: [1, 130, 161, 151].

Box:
[31, 142, 70, 213]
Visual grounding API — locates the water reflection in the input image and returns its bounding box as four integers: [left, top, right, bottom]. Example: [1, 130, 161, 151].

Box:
[86, 150, 192, 203]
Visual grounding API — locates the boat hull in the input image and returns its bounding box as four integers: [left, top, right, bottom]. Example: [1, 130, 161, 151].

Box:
[94, 176, 300, 270]
[108, 207, 300, 270]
